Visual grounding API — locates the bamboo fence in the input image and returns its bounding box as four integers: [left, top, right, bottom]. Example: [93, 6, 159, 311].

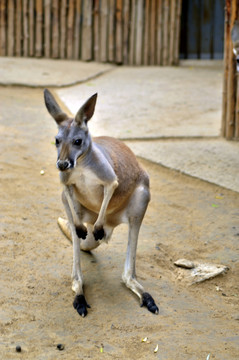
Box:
[0, 0, 182, 65]
[222, 0, 239, 140]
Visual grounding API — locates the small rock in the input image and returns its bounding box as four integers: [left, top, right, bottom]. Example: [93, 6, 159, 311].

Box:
[57, 344, 64, 351]
[174, 259, 195, 269]
[16, 345, 21, 353]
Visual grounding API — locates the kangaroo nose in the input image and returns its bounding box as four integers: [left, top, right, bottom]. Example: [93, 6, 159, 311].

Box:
[57, 160, 70, 171]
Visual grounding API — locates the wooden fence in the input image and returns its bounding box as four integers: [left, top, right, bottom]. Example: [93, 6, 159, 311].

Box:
[0, 0, 182, 65]
[222, 0, 239, 140]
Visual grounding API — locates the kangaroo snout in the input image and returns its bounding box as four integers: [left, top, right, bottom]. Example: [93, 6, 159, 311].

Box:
[57, 159, 72, 171]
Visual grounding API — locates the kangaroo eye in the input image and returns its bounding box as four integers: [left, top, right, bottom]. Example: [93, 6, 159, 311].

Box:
[55, 138, 60, 146]
[73, 139, 82, 146]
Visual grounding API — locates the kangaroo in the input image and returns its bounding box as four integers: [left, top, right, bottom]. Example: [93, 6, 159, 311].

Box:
[44, 89, 159, 317]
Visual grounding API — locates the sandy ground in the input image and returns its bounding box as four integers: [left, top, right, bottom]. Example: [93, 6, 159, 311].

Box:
[0, 86, 239, 360]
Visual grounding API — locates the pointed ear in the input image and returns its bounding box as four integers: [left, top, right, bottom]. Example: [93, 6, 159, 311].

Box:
[44, 89, 68, 125]
[75, 93, 97, 126]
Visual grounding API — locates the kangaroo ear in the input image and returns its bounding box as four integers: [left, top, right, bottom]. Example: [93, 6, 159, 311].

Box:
[75, 93, 97, 126]
[44, 89, 68, 125]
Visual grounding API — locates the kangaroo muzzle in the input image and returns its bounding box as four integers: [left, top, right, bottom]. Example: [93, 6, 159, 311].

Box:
[57, 159, 72, 171]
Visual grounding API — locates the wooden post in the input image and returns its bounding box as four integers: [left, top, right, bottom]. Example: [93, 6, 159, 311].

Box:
[156, 0, 163, 65]
[100, 0, 108, 62]
[135, 0, 144, 65]
[169, 0, 176, 65]
[23, 0, 29, 57]
[226, 0, 237, 139]
[143, 0, 150, 65]
[108, 0, 115, 62]
[174, 0, 182, 65]
[123, 0, 130, 64]
[7, 0, 15, 56]
[162, 0, 169, 65]
[0, 0, 7, 56]
[150, 0, 156, 65]
[35, 0, 43, 57]
[29, 0, 35, 56]
[81, 0, 93, 61]
[115, 0, 123, 64]
[44, 0, 51, 58]
[52, 0, 59, 58]
[129, 0, 136, 65]
[74, 0, 82, 60]
[67, 0, 75, 59]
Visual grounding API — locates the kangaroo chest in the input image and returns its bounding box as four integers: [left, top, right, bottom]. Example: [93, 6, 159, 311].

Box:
[67, 167, 104, 212]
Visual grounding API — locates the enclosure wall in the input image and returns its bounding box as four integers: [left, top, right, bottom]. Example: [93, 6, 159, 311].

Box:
[0, 0, 182, 65]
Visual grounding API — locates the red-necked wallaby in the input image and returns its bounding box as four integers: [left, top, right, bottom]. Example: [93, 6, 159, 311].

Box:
[44, 89, 158, 317]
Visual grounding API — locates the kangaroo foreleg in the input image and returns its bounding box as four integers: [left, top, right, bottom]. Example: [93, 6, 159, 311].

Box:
[93, 179, 118, 240]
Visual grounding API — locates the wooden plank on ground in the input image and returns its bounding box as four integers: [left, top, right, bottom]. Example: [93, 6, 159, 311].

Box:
[74, 0, 82, 59]
[7, 0, 15, 56]
[82, 0, 93, 60]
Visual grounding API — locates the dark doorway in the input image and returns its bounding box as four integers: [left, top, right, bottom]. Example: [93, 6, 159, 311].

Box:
[180, 0, 225, 59]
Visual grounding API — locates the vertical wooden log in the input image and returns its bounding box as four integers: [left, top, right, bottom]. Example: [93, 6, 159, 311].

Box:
[108, 0, 115, 62]
[150, 0, 156, 65]
[7, 0, 15, 56]
[15, 0, 22, 56]
[0, 0, 7, 56]
[174, 0, 182, 65]
[143, 0, 150, 65]
[35, 0, 43, 57]
[115, 0, 123, 64]
[235, 76, 239, 138]
[67, 0, 75, 59]
[123, 0, 130, 64]
[93, 0, 100, 61]
[74, 0, 82, 59]
[156, 0, 163, 65]
[129, 0, 136, 65]
[44, 0, 51, 58]
[29, 0, 35, 56]
[135, 0, 143, 65]
[60, 0, 66, 59]
[81, 0, 93, 60]
[100, 0, 108, 62]
[23, 0, 29, 57]
[226, 0, 237, 139]
[222, 0, 231, 137]
[169, 0, 176, 65]
[52, 0, 59, 58]
[163, 0, 169, 65]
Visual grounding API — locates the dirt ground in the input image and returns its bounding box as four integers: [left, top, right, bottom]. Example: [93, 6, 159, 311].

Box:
[0, 87, 239, 360]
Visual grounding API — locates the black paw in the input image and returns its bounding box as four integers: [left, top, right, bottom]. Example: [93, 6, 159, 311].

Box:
[76, 225, 88, 240]
[73, 295, 91, 317]
[93, 225, 105, 240]
[141, 292, 159, 314]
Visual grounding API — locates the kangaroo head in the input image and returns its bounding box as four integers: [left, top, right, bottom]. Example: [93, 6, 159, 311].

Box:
[44, 89, 97, 171]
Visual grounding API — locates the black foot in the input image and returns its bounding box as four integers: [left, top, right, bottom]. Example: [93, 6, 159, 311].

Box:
[73, 295, 91, 317]
[93, 225, 105, 240]
[76, 225, 88, 240]
[141, 292, 159, 314]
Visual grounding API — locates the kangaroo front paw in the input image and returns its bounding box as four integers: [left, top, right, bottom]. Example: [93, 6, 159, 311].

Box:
[93, 225, 105, 240]
[76, 225, 88, 240]
[73, 295, 91, 317]
[141, 292, 159, 314]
